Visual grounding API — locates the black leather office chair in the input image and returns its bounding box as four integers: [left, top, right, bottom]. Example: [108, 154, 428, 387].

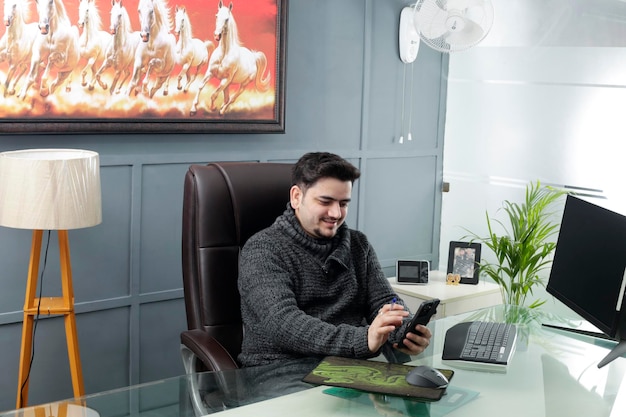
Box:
[180, 162, 293, 374]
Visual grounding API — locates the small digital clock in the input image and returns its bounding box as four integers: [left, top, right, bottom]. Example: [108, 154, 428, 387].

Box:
[396, 260, 429, 284]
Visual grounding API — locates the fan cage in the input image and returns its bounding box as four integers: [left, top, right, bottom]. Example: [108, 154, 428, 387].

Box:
[413, 0, 494, 53]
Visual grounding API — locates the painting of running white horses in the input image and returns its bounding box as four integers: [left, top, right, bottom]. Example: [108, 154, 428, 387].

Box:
[0, 0, 286, 133]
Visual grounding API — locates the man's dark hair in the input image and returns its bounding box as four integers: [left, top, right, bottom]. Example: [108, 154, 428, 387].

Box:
[292, 152, 361, 189]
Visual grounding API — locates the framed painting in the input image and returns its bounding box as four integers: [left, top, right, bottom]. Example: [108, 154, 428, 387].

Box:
[0, 0, 287, 134]
[447, 241, 482, 284]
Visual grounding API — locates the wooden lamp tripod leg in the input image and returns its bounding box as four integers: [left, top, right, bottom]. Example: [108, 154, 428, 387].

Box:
[16, 230, 43, 409]
[15, 230, 85, 409]
[58, 230, 85, 400]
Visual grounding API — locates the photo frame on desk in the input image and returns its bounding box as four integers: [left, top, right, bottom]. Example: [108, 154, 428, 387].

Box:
[0, 0, 287, 134]
[447, 241, 481, 284]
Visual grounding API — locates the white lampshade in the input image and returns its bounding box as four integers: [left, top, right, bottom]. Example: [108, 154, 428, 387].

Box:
[0, 149, 102, 230]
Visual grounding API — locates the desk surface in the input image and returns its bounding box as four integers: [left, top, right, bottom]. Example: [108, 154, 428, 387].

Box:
[3, 306, 625, 417]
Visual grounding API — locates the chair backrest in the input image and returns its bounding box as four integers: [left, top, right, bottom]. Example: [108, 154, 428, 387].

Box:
[181, 162, 293, 363]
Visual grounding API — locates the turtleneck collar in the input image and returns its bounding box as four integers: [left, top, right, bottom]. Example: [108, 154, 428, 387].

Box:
[275, 204, 350, 271]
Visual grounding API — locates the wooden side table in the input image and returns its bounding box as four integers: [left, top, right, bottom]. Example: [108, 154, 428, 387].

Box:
[389, 271, 502, 319]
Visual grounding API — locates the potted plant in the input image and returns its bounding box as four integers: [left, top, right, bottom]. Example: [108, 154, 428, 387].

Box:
[464, 181, 567, 310]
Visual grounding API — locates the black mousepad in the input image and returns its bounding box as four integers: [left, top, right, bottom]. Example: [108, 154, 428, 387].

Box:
[302, 356, 454, 401]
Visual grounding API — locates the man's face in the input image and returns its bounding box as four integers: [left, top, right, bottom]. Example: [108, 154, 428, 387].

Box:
[290, 177, 352, 239]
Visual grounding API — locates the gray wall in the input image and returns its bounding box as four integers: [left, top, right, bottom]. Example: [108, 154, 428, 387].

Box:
[0, 0, 447, 409]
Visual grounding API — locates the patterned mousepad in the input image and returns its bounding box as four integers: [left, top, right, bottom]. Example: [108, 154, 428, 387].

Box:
[302, 356, 454, 401]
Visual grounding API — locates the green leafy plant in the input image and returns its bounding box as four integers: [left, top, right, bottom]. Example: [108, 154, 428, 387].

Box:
[465, 181, 567, 309]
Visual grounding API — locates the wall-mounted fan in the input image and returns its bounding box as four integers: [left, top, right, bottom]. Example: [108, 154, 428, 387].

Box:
[399, 0, 494, 61]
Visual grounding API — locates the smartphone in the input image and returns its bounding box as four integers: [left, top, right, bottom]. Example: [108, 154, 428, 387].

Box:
[398, 298, 440, 349]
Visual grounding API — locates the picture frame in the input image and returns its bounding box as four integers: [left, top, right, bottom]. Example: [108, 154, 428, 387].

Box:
[447, 241, 481, 285]
[0, 0, 288, 134]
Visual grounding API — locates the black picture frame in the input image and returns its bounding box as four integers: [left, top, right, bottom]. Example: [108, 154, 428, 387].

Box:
[447, 241, 481, 284]
[0, 0, 288, 134]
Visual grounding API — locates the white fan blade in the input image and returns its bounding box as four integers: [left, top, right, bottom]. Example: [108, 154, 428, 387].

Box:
[445, 19, 485, 46]
[446, 0, 485, 11]
[414, 0, 450, 39]
[446, 0, 494, 28]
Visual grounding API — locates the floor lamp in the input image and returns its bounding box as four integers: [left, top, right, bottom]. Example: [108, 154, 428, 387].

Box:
[0, 149, 102, 409]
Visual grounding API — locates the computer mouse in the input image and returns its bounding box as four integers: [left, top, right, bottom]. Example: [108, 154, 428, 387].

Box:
[405, 365, 449, 388]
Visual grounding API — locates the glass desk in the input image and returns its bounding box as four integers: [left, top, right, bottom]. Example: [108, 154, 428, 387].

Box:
[2, 305, 625, 417]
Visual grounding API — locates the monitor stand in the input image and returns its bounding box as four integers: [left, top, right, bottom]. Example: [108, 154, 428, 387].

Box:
[598, 340, 626, 368]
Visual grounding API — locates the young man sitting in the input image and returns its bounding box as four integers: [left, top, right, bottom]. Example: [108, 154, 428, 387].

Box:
[238, 152, 432, 367]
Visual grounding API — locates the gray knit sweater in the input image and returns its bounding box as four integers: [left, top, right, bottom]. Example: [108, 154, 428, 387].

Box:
[238, 205, 409, 367]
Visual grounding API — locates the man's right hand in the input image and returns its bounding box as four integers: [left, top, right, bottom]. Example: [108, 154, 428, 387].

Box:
[367, 303, 408, 353]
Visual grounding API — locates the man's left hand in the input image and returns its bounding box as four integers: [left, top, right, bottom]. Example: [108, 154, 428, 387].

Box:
[394, 324, 432, 355]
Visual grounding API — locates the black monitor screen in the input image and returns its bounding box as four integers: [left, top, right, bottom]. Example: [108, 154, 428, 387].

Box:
[546, 195, 626, 337]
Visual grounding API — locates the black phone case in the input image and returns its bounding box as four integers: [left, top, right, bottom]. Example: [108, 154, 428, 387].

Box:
[398, 298, 440, 348]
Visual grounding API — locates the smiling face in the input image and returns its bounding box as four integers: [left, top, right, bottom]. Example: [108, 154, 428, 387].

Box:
[290, 177, 352, 239]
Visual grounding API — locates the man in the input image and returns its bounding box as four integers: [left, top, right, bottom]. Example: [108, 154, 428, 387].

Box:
[238, 152, 432, 367]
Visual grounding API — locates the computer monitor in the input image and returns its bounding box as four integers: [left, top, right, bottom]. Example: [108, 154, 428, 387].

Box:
[546, 195, 626, 368]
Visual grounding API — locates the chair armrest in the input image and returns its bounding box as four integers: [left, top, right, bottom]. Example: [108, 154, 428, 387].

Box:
[180, 329, 239, 372]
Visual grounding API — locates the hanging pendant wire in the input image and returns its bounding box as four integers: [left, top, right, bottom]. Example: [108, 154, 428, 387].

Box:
[399, 64, 406, 144]
[407, 60, 415, 141]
